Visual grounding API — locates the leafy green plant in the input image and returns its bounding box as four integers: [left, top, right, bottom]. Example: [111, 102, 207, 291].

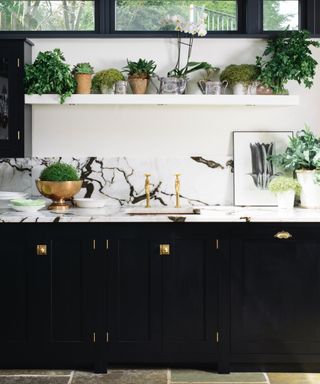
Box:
[92, 69, 125, 92]
[123, 59, 157, 78]
[24, 48, 76, 104]
[40, 162, 80, 182]
[220, 64, 258, 87]
[256, 30, 320, 94]
[268, 176, 301, 195]
[72, 62, 94, 75]
[270, 128, 320, 171]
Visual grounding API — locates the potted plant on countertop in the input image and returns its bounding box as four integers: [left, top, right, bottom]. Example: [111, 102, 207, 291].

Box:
[270, 128, 320, 208]
[220, 64, 259, 95]
[24, 48, 76, 104]
[36, 162, 82, 211]
[256, 30, 320, 95]
[92, 69, 125, 94]
[268, 176, 301, 209]
[72, 62, 94, 94]
[123, 58, 157, 94]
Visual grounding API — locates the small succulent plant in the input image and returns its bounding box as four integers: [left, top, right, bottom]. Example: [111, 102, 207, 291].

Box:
[92, 69, 125, 92]
[123, 59, 157, 79]
[72, 62, 94, 75]
[40, 162, 80, 182]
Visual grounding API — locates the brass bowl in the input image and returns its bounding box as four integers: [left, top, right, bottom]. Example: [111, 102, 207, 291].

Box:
[36, 180, 83, 211]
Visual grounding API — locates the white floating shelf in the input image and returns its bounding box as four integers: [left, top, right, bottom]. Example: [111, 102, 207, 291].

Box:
[25, 94, 300, 107]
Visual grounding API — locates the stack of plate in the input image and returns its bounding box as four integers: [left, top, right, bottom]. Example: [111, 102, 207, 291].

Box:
[10, 199, 46, 213]
[0, 191, 28, 208]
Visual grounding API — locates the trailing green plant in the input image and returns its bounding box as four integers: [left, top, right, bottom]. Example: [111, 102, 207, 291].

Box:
[268, 176, 301, 195]
[123, 59, 157, 78]
[24, 48, 76, 104]
[220, 64, 258, 87]
[72, 62, 94, 75]
[92, 69, 125, 92]
[256, 30, 320, 94]
[270, 127, 320, 171]
[40, 162, 80, 182]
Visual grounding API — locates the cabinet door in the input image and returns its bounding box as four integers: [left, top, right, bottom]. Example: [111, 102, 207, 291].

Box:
[0, 42, 23, 157]
[33, 224, 97, 367]
[231, 225, 320, 356]
[0, 225, 33, 364]
[162, 226, 219, 358]
[106, 226, 162, 362]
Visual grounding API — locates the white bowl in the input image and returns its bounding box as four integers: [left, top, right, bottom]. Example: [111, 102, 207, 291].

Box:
[74, 198, 106, 208]
[0, 193, 28, 208]
[10, 204, 46, 213]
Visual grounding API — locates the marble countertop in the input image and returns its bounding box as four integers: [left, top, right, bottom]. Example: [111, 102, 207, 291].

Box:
[1, 206, 320, 223]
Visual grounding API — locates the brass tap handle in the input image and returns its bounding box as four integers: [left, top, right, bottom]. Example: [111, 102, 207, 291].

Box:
[274, 231, 292, 240]
[144, 173, 151, 208]
[175, 173, 181, 208]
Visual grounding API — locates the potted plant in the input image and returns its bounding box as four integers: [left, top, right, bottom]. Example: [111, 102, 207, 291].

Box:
[123, 59, 157, 94]
[256, 30, 320, 95]
[24, 48, 76, 104]
[36, 162, 82, 211]
[270, 128, 320, 208]
[92, 69, 125, 94]
[220, 64, 258, 95]
[72, 63, 94, 94]
[268, 176, 301, 209]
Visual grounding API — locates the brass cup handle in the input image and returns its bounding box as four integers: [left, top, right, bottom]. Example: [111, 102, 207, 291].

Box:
[36, 244, 47, 256]
[160, 244, 170, 256]
[274, 231, 292, 240]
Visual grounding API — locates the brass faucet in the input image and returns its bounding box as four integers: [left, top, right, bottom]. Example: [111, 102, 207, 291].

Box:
[145, 173, 151, 208]
[175, 173, 181, 208]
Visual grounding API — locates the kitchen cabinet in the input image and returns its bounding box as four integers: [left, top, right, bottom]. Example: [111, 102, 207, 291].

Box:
[0, 39, 32, 157]
[105, 224, 221, 365]
[230, 224, 320, 365]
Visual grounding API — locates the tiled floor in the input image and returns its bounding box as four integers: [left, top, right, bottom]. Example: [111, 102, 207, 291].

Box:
[0, 369, 319, 384]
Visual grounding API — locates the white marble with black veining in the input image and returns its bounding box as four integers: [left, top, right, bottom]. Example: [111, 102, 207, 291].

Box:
[1, 206, 320, 223]
[0, 156, 233, 207]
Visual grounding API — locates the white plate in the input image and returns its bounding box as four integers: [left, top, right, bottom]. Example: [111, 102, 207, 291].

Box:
[0, 192, 28, 199]
[10, 204, 46, 213]
[0, 194, 28, 208]
[74, 198, 106, 208]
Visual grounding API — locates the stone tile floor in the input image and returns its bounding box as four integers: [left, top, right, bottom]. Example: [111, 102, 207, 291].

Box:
[0, 369, 319, 384]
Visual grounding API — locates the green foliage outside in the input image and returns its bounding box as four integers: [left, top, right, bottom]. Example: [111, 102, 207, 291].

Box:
[270, 128, 320, 171]
[268, 176, 301, 195]
[40, 162, 80, 182]
[0, 0, 294, 32]
[24, 48, 76, 104]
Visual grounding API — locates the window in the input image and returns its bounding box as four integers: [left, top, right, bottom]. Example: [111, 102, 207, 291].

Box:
[0, 0, 95, 31]
[115, 0, 238, 32]
[263, 0, 300, 31]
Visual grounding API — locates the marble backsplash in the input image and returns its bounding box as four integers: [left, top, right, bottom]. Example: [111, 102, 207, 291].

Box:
[0, 157, 233, 206]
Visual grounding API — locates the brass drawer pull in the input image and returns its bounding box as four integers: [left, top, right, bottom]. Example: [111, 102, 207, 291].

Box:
[160, 244, 170, 256]
[274, 231, 292, 240]
[36, 244, 47, 256]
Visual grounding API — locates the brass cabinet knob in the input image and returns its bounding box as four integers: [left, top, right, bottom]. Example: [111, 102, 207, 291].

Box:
[160, 244, 170, 256]
[36, 244, 47, 256]
[274, 231, 292, 240]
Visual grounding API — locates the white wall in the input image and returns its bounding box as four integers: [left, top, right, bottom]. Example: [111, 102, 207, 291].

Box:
[31, 38, 320, 157]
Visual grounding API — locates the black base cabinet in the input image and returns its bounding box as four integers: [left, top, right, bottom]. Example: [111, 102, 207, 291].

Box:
[2, 222, 320, 373]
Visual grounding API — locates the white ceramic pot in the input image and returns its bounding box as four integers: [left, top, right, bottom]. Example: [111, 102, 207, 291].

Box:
[232, 83, 248, 95]
[276, 190, 295, 209]
[296, 170, 320, 208]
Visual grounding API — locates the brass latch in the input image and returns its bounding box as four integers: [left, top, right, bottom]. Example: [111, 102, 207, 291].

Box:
[36, 244, 47, 256]
[160, 244, 170, 256]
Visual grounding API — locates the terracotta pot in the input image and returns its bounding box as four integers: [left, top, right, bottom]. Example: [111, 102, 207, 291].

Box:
[75, 73, 92, 94]
[128, 76, 149, 94]
[256, 85, 273, 95]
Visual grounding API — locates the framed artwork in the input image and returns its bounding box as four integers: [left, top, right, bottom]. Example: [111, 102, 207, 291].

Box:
[233, 131, 293, 206]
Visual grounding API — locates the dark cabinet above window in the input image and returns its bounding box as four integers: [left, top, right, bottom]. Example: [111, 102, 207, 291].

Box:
[0, 0, 318, 38]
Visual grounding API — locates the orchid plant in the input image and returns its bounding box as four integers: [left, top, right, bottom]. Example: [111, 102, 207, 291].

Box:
[167, 15, 210, 78]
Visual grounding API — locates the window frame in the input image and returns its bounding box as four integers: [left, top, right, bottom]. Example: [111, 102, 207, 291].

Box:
[0, 0, 318, 38]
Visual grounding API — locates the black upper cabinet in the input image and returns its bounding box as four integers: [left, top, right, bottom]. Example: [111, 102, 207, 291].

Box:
[231, 225, 320, 358]
[0, 39, 32, 158]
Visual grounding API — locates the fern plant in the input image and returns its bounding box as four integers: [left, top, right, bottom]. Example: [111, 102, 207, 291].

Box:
[24, 48, 76, 104]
